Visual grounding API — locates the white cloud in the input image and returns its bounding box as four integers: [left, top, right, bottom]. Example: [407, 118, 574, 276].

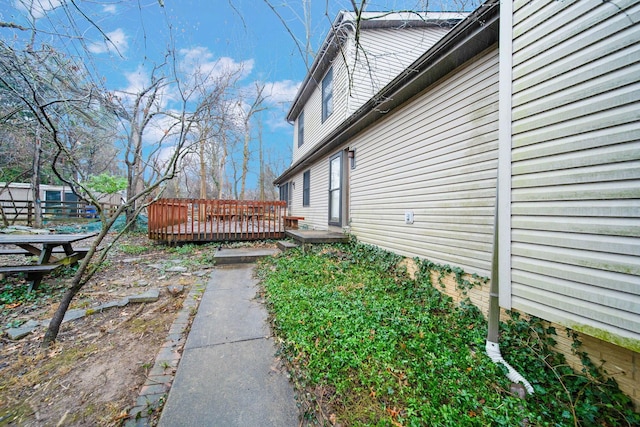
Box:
[264, 80, 300, 106]
[266, 112, 293, 130]
[121, 65, 149, 95]
[88, 28, 129, 55]
[103, 4, 117, 14]
[114, 67, 179, 147]
[178, 47, 254, 89]
[13, 0, 63, 19]
[115, 66, 164, 109]
[143, 113, 182, 145]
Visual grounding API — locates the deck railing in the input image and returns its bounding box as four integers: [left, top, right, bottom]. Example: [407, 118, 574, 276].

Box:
[148, 198, 287, 243]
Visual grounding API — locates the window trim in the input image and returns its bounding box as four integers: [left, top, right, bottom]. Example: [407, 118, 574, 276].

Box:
[297, 111, 304, 147]
[328, 151, 342, 226]
[321, 67, 334, 123]
[279, 182, 291, 214]
[302, 170, 310, 207]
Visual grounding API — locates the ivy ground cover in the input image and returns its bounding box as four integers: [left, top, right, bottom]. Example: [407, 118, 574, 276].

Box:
[256, 242, 639, 427]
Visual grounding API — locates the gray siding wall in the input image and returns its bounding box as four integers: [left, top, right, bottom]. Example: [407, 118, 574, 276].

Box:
[510, 0, 640, 346]
[348, 47, 499, 276]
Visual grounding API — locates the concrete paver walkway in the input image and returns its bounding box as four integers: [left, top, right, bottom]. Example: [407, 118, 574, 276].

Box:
[158, 261, 299, 426]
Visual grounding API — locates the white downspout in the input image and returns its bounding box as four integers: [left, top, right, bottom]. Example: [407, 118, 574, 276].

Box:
[486, 0, 533, 395]
[486, 193, 534, 395]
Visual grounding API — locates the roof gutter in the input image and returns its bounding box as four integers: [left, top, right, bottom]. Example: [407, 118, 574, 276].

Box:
[275, 0, 499, 185]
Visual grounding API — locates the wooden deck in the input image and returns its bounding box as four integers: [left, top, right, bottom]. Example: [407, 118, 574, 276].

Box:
[148, 199, 287, 243]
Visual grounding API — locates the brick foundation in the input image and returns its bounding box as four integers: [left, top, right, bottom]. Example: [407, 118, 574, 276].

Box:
[399, 259, 639, 409]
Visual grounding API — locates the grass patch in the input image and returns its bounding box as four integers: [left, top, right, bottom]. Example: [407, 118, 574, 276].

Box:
[118, 243, 153, 255]
[167, 243, 218, 268]
[1, 280, 65, 316]
[257, 241, 640, 426]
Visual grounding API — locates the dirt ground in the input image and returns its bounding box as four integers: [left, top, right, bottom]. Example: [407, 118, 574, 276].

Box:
[0, 232, 217, 426]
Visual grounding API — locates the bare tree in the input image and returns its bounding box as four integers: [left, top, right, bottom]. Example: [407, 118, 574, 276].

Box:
[190, 64, 244, 199]
[237, 82, 268, 200]
[0, 0, 207, 345]
[112, 62, 172, 230]
[41, 60, 200, 345]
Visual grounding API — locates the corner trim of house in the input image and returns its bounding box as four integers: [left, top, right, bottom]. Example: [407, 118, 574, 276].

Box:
[498, 0, 513, 310]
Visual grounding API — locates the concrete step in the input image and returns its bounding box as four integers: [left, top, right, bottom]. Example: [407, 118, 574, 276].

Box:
[276, 240, 299, 251]
[285, 229, 349, 244]
[213, 247, 280, 265]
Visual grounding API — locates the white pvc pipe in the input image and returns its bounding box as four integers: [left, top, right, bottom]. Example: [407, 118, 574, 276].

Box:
[486, 341, 534, 394]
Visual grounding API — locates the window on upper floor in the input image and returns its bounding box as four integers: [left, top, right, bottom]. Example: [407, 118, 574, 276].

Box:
[322, 67, 333, 123]
[303, 170, 310, 207]
[297, 111, 304, 147]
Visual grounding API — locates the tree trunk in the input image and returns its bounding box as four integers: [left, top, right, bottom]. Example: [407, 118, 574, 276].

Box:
[0, 205, 8, 227]
[124, 175, 137, 231]
[218, 136, 227, 199]
[31, 135, 42, 229]
[258, 121, 264, 201]
[124, 130, 142, 232]
[42, 238, 97, 346]
[240, 131, 249, 200]
[42, 273, 83, 346]
[199, 133, 207, 199]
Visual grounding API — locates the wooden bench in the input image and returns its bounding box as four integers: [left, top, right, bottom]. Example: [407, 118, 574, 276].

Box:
[283, 216, 305, 229]
[0, 247, 91, 259]
[0, 264, 62, 291]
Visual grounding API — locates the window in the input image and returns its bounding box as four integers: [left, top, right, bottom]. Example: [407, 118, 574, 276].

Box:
[322, 67, 333, 122]
[297, 111, 304, 147]
[279, 182, 290, 213]
[328, 152, 342, 225]
[45, 190, 62, 215]
[303, 170, 310, 207]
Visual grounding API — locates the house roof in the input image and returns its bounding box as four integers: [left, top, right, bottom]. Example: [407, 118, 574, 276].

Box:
[276, 0, 499, 185]
[286, 11, 468, 123]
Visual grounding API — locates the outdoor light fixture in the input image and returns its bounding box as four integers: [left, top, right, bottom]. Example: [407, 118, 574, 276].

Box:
[348, 149, 356, 169]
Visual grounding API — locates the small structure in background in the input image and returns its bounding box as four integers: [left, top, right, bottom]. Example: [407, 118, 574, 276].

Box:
[0, 182, 121, 226]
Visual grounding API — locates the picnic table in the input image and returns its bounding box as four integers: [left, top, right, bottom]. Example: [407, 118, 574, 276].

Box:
[0, 233, 97, 291]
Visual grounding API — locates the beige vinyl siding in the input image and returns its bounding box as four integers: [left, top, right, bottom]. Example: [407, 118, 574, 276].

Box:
[288, 172, 303, 216]
[349, 46, 499, 276]
[292, 55, 350, 164]
[288, 162, 330, 229]
[292, 25, 453, 165]
[348, 26, 450, 115]
[510, 0, 640, 346]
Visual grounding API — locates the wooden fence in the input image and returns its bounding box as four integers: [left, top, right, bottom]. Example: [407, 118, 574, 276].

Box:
[1, 200, 119, 225]
[148, 198, 287, 243]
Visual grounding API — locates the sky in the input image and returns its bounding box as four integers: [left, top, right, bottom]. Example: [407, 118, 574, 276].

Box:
[0, 0, 472, 193]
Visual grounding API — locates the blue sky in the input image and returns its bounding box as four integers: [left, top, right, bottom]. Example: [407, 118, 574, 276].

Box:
[1, 0, 472, 192]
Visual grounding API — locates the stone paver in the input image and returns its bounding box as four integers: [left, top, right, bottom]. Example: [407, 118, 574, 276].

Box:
[4, 291, 159, 340]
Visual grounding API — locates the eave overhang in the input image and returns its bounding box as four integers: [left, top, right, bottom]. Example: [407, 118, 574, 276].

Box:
[285, 11, 468, 123]
[275, 1, 499, 186]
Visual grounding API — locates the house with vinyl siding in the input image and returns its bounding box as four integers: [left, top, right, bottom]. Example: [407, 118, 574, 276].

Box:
[275, 0, 640, 405]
